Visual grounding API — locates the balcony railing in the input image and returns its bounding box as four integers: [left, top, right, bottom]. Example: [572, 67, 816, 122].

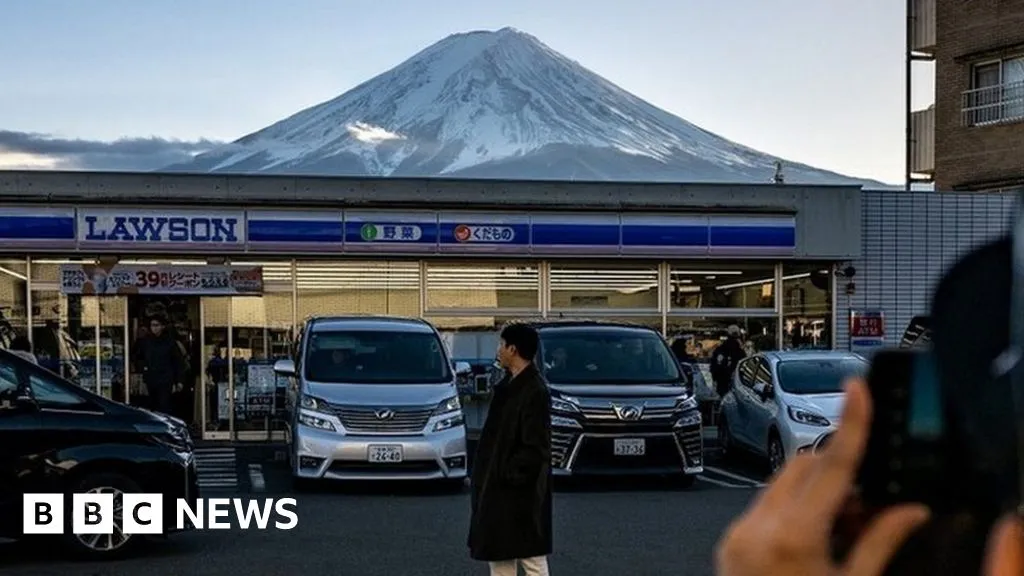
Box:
[962, 81, 1024, 126]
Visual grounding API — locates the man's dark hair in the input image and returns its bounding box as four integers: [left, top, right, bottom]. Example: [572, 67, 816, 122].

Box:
[150, 314, 168, 326]
[500, 323, 539, 361]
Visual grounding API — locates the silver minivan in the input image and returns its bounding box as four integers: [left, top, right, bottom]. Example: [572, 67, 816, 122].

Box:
[274, 316, 471, 485]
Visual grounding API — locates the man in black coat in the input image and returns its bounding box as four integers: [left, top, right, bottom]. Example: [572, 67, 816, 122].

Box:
[138, 315, 184, 415]
[710, 324, 746, 398]
[468, 323, 553, 576]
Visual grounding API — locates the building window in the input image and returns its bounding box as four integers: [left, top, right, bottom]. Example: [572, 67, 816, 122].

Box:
[425, 262, 539, 313]
[781, 263, 833, 350]
[296, 260, 420, 319]
[963, 56, 1024, 126]
[669, 262, 777, 311]
[549, 264, 658, 313]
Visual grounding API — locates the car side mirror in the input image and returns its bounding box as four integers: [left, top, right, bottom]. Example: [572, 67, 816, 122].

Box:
[273, 359, 296, 377]
[454, 361, 473, 376]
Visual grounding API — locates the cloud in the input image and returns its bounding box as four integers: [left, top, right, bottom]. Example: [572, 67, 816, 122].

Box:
[0, 130, 224, 171]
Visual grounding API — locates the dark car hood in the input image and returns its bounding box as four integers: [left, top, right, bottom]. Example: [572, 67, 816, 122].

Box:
[89, 396, 186, 430]
[549, 383, 686, 398]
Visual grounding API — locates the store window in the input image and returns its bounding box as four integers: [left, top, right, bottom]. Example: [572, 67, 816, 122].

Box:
[0, 259, 28, 350]
[30, 288, 86, 386]
[666, 316, 779, 364]
[229, 293, 294, 434]
[782, 263, 833, 350]
[549, 264, 658, 311]
[426, 262, 539, 312]
[296, 260, 419, 320]
[29, 258, 97, 284]
[669, 262, 776, 310]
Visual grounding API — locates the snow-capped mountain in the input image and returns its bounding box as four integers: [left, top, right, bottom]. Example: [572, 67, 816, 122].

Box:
[165, 27, 887, 187]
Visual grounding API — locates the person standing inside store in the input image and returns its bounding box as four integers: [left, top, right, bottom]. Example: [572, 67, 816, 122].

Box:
[139, 315, 184, 414]
[468, 323, 553, 576]
[709, 324, 746, 398]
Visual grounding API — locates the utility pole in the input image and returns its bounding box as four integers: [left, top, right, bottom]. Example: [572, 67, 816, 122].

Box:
[772, 161, 785, 184]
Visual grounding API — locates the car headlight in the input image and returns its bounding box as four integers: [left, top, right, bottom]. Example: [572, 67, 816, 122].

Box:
[788, 406, 831, 427]
[675, 395, 698, 412]
[298, 412, 336, 431]
[301, 395, 330, 412]
[136, 424, 191, 452]
[434, 395, 461, 416]
[299, 395, 336, 431]
[434, 412, 465, 432]
[550, 396, 580, 413]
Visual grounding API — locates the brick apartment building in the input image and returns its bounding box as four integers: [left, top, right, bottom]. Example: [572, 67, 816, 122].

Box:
[909, 0, 1024, 192]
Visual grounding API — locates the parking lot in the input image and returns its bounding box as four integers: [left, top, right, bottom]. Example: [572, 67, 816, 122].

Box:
[1, 433, 770, 576]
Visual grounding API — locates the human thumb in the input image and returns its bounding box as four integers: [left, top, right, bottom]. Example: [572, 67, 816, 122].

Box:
[984, 514, 1024, 576]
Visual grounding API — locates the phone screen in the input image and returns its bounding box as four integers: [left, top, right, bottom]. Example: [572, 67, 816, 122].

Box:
[857, 349, 947, 509]
[907, 351, 942, 441]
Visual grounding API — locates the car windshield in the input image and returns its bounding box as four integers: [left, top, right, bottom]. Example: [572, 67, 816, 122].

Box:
[540, 329, 682, 384]
[776, 357, 868, 394]
[305, 330, 452, 384]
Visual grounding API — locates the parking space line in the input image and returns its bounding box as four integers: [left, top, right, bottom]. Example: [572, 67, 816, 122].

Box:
[697, 475, 747, 489]
[702, 465, 766, 487]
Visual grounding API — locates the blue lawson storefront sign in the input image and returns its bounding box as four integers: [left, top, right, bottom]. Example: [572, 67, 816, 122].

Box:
[77, 208, 246, 250]
[0, 206, 797, 257]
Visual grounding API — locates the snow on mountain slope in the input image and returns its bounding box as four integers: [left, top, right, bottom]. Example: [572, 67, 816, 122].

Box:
[165, 27, 888, 187]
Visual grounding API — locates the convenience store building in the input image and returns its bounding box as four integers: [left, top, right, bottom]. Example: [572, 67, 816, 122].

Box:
[0, 171, 1014, 440]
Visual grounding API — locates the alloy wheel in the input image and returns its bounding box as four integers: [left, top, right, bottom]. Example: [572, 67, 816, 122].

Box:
[74, 487, 132, 552]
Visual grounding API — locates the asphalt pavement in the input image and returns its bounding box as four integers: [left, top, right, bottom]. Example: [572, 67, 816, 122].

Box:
[2, 434, 772, 576]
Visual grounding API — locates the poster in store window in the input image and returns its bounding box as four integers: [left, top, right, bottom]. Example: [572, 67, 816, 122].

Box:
[59, 263, 264, 296]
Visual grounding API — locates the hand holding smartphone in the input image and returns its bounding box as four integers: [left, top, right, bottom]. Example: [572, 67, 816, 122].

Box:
[832, 231, 1023, 575]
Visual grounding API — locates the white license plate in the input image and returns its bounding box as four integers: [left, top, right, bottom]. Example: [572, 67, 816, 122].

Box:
[367, 445, 404, 463]
[613, 438, 646, 456]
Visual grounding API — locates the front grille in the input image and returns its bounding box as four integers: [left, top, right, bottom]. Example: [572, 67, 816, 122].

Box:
[572, 435, 684, 472]
[328, 460, 440, 474]
[551, 430, 579, 468]
[579, 405, 677, 422]
[324, 403, 433, 434]
[675, 425, 703, 464]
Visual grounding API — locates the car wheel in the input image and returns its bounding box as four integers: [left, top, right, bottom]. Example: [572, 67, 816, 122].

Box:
[63, 472, 145, 560]
[767, 434, 786, 475]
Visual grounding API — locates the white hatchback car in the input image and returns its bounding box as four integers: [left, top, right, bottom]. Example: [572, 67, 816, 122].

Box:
[717, 350, 868, 474]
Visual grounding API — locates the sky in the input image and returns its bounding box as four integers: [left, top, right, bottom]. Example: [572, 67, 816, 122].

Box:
[0, 0, 933, 184]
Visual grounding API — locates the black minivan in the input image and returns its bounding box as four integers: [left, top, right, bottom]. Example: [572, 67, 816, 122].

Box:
[0, 349, 199, 559]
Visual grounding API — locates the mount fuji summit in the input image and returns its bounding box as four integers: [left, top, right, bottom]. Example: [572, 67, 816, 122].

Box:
[165, 28, 885, 187]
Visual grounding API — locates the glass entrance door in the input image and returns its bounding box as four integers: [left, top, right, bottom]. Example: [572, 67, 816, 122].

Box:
[98, 296, 129, 402]
[200, 297, 232, 440]
[75, 296, 127, 400]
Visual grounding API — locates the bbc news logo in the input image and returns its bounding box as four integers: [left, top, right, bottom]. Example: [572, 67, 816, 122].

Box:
[23, 494, 298, 534]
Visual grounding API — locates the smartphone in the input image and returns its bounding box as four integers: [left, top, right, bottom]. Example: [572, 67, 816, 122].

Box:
[835, 228, 1023, 574]
[857, 348, 948, 509]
